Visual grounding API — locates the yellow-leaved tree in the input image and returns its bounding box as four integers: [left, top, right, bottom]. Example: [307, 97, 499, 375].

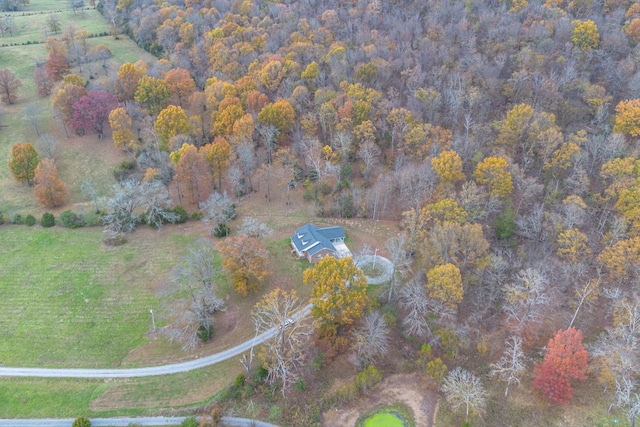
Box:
[556, 228, 591, 264]
[109, 107, 138, 154]
[571, 20, 600, 50]
[304, 257, 369, 338]
[426, 263, 464, 308]
[613, 99, 640, 137]
[154, 105, 190, 152]
[432, 149, 465, 188]
[473, 156, 513, 198]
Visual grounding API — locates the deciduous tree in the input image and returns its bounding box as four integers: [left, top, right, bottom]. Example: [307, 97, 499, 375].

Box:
[173, 144, 212, 206]
[202, 137, 232, 189]
[252, 289, 312, 395]
[473, 156, 513, 198]
[8, 142, 39, 185]
[114, 61, 147, 103]
[51, 82, 87, 125]
[572, 20, 600, 50]
[164, 67, 196, 108]
[441, 367, 488, 421]
[33, 65, 54, 97]
[200, 191, 236, 235]
[258, 99, 295, 134]
[304, 257, 369, 338]
[0, 68, 21, 104]
[351, 310, 390, 368]
[533, 327, 589, 403]
[109, 107, 138, 154]
[165, 239, 226, 350]
[426, 263, 464, 308]
[71, 91, 118, 137]
[432, 149, 465, 187]
[613, 99, 640, 137]
[154, 105, 190, 151]
[134, 75, 170, 115]
[45, 52, 70, 82]
[219, 234, 271, 297]
[490, 336, 527, 397]
[33, 158, 67, 208]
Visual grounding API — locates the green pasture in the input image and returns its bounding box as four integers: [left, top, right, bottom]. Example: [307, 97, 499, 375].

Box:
[0, 358, 243, 417]
[0, 1, 156, 216]
[1, 9, 109, 46]
[0, 225, 191, 368]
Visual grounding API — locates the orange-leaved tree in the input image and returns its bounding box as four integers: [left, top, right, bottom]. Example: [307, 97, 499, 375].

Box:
[8, 142, 39, 185]
[219, 234, 271, 297]
[533, 327, 588, 403]
[34, 158, 67, 208]
[303, 257, 369, 338]
[172, 143, 212, 206]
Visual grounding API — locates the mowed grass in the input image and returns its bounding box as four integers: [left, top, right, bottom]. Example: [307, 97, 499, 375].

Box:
[0, 3, 156, 215]
[1, 9, 109, 46]
[0, 358, 243, 417]
[0, 225, 191, 368]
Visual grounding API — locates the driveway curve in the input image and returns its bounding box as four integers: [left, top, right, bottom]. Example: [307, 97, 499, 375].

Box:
[0, 306, 311, 378]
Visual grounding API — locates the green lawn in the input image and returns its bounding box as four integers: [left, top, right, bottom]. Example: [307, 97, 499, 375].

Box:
[0, 358, 243, 418]
[0, 225, 189, 368]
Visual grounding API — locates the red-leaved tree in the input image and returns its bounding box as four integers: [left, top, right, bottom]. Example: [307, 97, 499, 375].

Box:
[71, 91, 118, 137]
[533, 327, 588, 403]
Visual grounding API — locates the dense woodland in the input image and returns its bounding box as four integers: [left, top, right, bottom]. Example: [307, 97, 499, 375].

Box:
[5, 0, 640, 424]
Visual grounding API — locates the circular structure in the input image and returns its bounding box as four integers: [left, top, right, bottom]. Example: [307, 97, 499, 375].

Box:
[354, 255, 394, 285]
[363, 412, 406, 427]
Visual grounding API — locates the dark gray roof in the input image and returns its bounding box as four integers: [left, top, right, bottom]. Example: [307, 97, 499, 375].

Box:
[290, 224, 345, 256]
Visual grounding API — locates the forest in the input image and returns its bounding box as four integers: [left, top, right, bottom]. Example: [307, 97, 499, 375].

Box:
[3, 0, 640, 424]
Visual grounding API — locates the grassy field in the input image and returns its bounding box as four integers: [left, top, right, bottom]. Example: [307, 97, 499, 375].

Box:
[1, 9, 109, 46]
[0, 225, 195, 368]
[0, 358, 243, 418]
[0, 0, 156, 216]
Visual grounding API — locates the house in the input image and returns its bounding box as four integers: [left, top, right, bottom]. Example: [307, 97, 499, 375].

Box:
[290, 224, 352, 263]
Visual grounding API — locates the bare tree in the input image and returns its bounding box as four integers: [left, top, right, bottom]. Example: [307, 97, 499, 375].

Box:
[441, 367, 488, 421]
[258, 123, 279, 164]
[164, 239, 226, 350]
[200, 191, 236, 236]
[568, 277, 600, 328]
[490, 336, 527, 397]
[385, 233, 411, 303]
[352, 310, 391, 367]
[357, 140, 380, 186]
[238, 216, 273, 239]
[398, 278, 432, 339]
[502, 268, 550, 336]
[35, 133, 58, 159]
[80, 178, 100, 213]
[252, 289, 312, 396]
[102, 180, 176, 240]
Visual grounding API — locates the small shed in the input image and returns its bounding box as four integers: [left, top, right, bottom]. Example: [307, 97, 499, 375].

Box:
[290, 224, 351, 263]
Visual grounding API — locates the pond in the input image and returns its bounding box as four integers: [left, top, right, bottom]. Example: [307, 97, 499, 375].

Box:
[363, 411, 406, 427]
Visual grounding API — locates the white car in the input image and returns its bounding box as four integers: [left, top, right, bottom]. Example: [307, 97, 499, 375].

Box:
[280, 318, 295, 329]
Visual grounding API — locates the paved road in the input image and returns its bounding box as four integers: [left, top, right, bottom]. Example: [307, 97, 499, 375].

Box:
[0, 416, 278, 426]
[0, 305, 311, 378]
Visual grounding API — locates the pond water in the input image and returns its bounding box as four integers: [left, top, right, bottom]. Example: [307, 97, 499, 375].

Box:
[363, 411, 405, 427]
